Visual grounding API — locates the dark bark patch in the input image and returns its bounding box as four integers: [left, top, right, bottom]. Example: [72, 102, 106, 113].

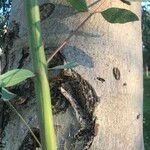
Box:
[120, 0, 131, 5]
[97, 77, 105, 83]
[10, 79, 35, 106]
[17, 46, 29, 69]
[40, 3, 55, 21]
[8, 20, 20, 39]
[137, 114, 141, 120]
[123, 82, 127, 86]
[47, 51, 64, 69]
[113, 67, 121, 80]
[2, 21, 20, 73]
[19, 128, 40, 150]
[0, 103, 11, 149]
[47, 51, 66, 79]
[51, 80, 70, 114]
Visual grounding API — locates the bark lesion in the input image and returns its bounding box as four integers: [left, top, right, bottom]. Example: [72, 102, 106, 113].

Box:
[17, 46, 29, 69]
[57, 70, 99, 149]
[113, 67, 121, 80]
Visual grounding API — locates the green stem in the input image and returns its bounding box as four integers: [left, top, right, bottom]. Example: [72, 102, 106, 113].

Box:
[24, 1, 56, 150]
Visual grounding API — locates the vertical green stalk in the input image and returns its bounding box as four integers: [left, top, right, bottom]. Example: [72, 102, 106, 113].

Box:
[24, 0, 56, 150]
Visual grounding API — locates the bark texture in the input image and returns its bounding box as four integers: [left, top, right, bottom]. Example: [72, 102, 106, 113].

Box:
[0, 0, 143, 150]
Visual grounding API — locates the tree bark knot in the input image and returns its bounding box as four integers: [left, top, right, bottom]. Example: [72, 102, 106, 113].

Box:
[7, 69, 100, 150]
[59, 70, 100, 149]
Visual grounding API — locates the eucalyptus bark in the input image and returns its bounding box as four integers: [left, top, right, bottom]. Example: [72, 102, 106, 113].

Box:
[1, 0, 143, 150]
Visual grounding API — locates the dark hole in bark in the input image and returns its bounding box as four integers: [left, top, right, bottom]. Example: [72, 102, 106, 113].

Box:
[96, 77, 105, 83]
[113, 67, 121, 80]
[120, 0, 131, 5]
[123, 82, 127, 86]
[137, 114, 141, 120]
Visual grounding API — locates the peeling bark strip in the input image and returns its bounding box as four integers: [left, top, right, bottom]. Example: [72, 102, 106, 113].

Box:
[113, 67, 121, 80]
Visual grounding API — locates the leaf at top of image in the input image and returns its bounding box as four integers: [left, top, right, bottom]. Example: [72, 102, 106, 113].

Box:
[101, 7, 139, 24]
[68, 0, 88, 12]
[0, 69, 35, 87]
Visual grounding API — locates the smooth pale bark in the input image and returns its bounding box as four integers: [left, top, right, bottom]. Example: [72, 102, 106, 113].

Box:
[1, 0, 143, 150]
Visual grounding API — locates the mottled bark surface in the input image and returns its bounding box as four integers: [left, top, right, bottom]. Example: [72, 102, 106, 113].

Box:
[0, 0, 143, 150]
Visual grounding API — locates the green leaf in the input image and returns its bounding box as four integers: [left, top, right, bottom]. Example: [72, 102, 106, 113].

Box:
[0, 69, 35, 87]
[1, 88, 16, 101]
[101, 7, 139, 24]
[68, 0, 88, 12]
[50, 61, 78, 70]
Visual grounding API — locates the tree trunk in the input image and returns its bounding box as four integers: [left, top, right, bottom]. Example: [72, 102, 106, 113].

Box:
[1, 0, 143, 150]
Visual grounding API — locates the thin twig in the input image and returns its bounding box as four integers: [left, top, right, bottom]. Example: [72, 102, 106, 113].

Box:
[47, 1, 105, 63]
[6, 101, 41, 147]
